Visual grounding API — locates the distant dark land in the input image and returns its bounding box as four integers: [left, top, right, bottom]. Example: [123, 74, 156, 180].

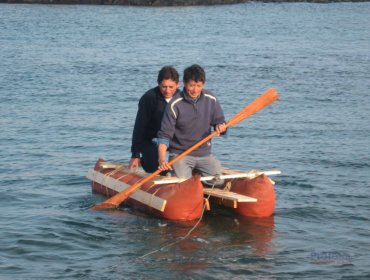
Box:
[1, 0, 368, 5]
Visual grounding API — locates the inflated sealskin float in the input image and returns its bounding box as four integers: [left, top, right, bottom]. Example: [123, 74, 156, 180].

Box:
[87, 159, 280, 221]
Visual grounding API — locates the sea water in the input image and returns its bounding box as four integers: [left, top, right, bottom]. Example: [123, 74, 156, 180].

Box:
[0, 2, 369, 279]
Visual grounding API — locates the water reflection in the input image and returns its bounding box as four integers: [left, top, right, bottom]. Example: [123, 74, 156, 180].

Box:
[204, 213, 275, 257]
[210, 216, 275, 257]
[138, 211, 275, 273]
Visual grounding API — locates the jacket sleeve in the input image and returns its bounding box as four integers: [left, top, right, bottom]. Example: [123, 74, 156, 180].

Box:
[131, 94, 151, 158]
[211, 96, 227, 135]
[156, 101, 177, 147]
[211, 96, 226, 126]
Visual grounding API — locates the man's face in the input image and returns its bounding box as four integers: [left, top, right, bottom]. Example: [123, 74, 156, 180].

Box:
[184, 80, 204, 100]
[159, 79, 179, 99]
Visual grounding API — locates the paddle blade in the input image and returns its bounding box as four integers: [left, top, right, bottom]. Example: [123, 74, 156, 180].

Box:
[91, 202, 117, 211]
[91, 186, 133, 210]
[227, 88, 279, 127]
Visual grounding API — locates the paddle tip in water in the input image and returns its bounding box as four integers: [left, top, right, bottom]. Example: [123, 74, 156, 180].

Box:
[91, 202, 118, 211]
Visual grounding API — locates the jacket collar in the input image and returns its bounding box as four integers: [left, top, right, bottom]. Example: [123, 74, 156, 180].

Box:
[155, 86, 180, 101]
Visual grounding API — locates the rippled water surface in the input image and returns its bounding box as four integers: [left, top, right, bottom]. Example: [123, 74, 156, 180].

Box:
[1, 2, 369, 279]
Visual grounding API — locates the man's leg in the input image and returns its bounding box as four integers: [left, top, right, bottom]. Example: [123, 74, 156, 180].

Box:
[170, 154, 195, 179]
[141, 141, 159, 173]
[196, 154, 224, 186]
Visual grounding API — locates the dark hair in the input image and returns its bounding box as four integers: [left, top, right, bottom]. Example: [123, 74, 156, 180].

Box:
[183, 64, 206, 83]
[157, 66, 179, 84]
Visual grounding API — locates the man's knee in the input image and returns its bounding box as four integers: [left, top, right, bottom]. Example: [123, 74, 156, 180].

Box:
[171, 156, 193, 179]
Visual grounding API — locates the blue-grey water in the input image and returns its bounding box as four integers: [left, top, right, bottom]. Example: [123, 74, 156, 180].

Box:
[1, 2, 369, 279]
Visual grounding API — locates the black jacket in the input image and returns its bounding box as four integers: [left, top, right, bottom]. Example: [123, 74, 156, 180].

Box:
[131, 86, 179, 158]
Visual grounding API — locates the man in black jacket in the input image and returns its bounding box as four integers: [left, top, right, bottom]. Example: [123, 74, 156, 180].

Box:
[129, 66, 180, 172]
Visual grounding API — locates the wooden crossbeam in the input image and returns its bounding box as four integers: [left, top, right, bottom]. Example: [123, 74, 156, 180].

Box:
[152, 170, 281, 185]
[86, 169, 167, 212]
[203, 188, 257, 203]
[99, 162, 281, 186]
[99, 162, 150, 177]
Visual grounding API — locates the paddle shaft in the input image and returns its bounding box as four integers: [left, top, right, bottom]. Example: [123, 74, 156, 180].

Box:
[92, 88, 279, 210]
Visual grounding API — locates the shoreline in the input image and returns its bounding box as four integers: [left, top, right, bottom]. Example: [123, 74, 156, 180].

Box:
[1, 0, 368, 5]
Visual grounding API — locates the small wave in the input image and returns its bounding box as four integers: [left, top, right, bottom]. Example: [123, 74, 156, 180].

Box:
[312, 158, 370, 169]
[279, 178, 315, 189]
[277, 206, 331, 221]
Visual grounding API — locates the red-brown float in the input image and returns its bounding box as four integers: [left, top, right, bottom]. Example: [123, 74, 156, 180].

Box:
[88, 159, 277, 221]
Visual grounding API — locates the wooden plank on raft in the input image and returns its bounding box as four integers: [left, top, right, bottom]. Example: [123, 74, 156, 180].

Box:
[152, 170, 281, 185]
[221, 168, 281, 178]
[86, 169, 167, 212]
[99, 162, 150, 177]
[203, 188, 258, 203]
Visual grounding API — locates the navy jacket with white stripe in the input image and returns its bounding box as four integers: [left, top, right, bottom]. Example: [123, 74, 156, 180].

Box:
[157, 89, 225, 157]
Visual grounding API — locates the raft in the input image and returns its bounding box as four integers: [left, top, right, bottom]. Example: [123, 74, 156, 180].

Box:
[87, 159, 280, 221]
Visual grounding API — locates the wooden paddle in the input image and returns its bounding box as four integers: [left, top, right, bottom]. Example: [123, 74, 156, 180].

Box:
[92, 88, 279, 210]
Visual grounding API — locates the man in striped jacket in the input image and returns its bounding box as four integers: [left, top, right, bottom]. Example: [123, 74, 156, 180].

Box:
[157, 64, 226, 183]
